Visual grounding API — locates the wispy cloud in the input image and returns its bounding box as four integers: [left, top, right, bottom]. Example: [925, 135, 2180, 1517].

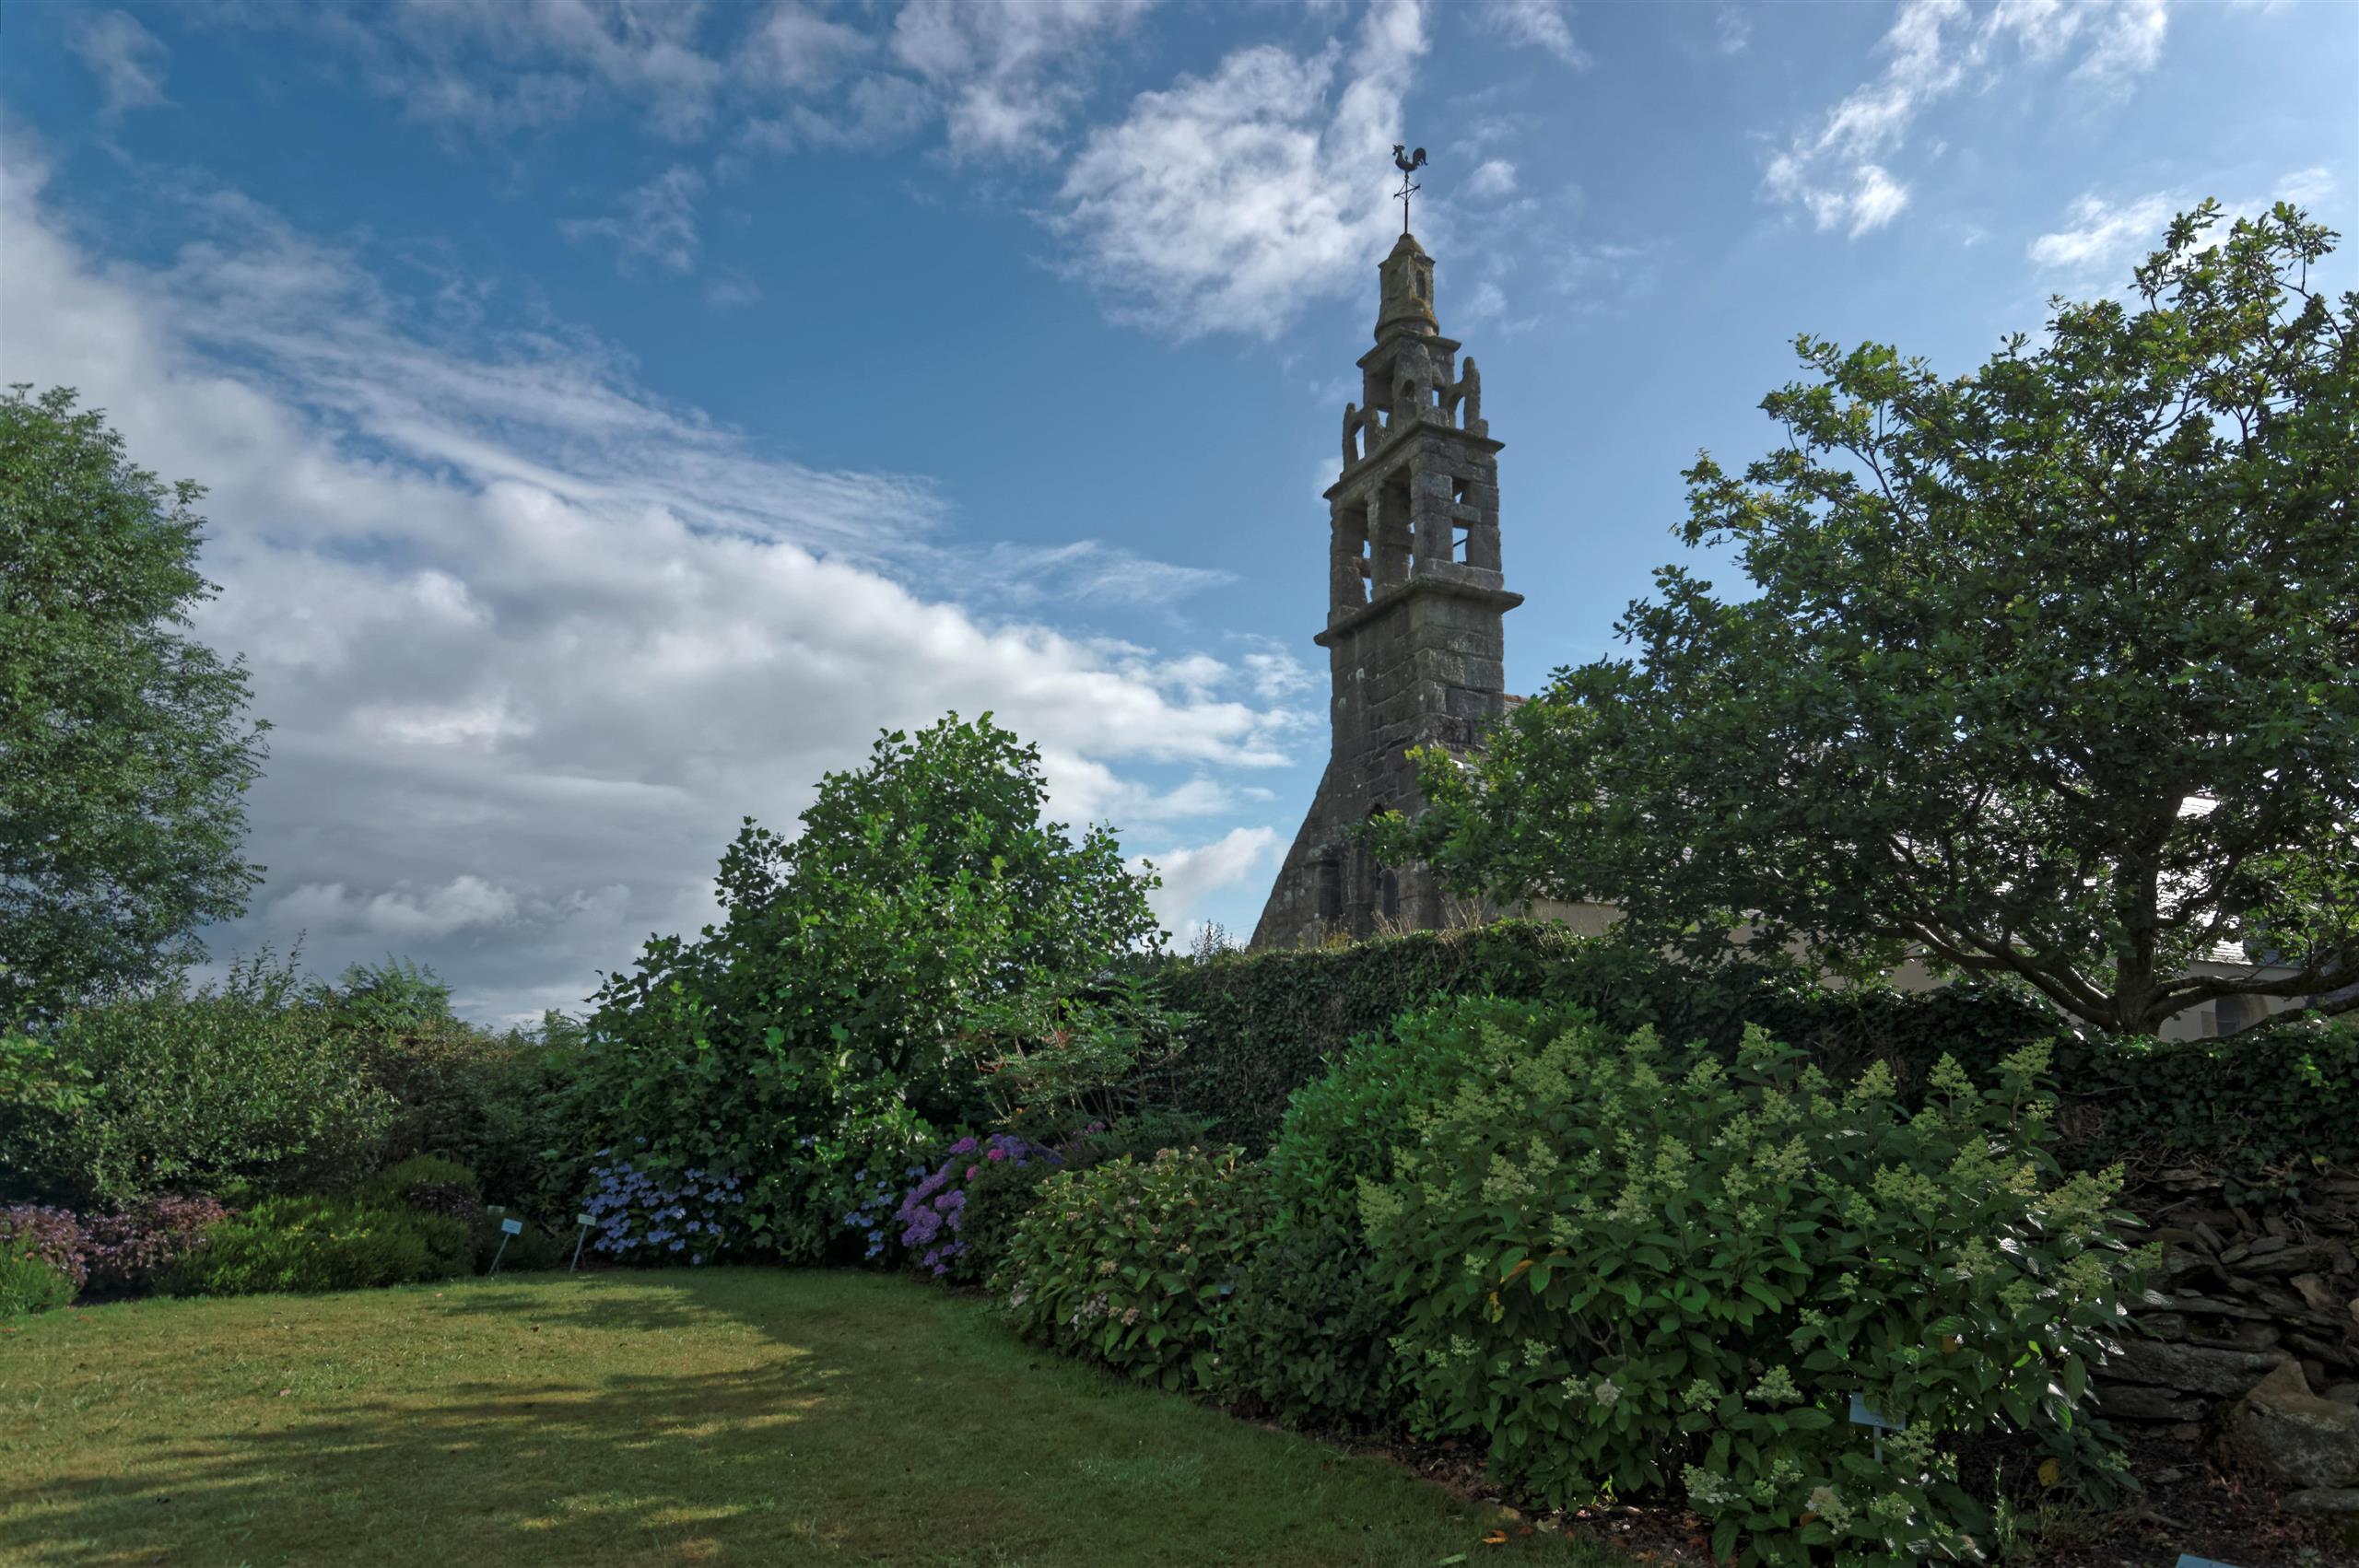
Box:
[69, 9, 170, 120]
[1479, 0, 1589, 67]
[1764, 0, 2178, 240]
[560, 164, 707, 275]
[2026, 167, 2339, 276]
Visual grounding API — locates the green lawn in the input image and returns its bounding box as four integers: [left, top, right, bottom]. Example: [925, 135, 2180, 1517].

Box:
[1, 1270, 1617, 1567]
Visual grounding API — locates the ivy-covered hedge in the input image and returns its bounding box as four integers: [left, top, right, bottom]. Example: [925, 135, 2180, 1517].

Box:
[1141, 922, 2356, 1196]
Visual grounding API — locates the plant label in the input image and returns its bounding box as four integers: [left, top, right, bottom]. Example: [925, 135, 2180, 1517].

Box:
[1847, 1394, 1902, 1432]
[500, 1218, 523, 1235]
[2176, 1559, 2241, 1568]
[576, 1212, 594, 1227]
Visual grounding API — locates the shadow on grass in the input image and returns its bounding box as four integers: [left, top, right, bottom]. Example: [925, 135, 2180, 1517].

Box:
[3, 1270, 1584, 1567]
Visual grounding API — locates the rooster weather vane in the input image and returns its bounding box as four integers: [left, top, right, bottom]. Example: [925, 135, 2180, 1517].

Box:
[1392, 144, 1426, 235]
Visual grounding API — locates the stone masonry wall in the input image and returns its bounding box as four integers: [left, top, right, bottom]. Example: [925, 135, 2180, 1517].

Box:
[2097, 1168, 2359, 1537]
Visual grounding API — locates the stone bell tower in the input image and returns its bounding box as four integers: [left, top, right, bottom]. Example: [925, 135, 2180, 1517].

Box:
[1250, 228, 1521, 947]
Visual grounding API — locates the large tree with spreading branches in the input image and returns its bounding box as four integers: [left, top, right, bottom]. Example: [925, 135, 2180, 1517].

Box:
[1377, 202, 2356, 1035]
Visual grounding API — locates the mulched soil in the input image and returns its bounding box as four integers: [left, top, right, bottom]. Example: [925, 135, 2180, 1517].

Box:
[1323, 1424, 2357, 1567]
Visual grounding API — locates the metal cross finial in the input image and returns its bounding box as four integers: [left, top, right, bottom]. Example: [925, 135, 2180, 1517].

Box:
[1391, 144, 1426, 235]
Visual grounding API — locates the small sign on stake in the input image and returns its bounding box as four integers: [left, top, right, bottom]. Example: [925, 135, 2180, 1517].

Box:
[2176, 1558, 2244, 1568]
[1848, 1394, 1905, 1462]
[489, 1216, 524, 1274]
[570, 1212, 595, 1272]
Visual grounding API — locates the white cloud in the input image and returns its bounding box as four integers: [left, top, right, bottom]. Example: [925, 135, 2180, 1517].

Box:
[2025, 190, 2172, 269]
[1239, 647, 1318, 701]
[1465, 158, 1518, 200]
[1480, 0, 1589, 67]
[940, 540, 1233, 611]
[1132, 826, 1283, 932]
[225, 0, 1151, 163]
[560, 164, 706, 275]
[2277, 166, 2335, 207]
[365, 0, 723, 141]
[1051, 0, 1427, 338]
[2026, 168, 2341, 276]
[0, 144, 1301, 1020]
[68, 9, 170, 120]
[1765, 0, 2177, 238]
[272, 876, 522, 941]
[892, 0, 1158, 159]
[1716, 5, 1754, 54]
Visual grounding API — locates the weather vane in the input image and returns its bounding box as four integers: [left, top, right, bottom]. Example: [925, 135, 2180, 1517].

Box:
[1392, 143, 1426, 235]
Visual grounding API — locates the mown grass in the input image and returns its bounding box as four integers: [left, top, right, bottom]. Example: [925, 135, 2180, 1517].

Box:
[1, 1269, 1616, 1567]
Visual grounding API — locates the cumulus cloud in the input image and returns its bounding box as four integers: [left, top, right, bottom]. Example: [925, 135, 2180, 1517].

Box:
[1764, 0, 2177, 239]
[68, 9, 170, 120]
[1051, 0, 1427, 338]
[0, 146, 1301, 1019]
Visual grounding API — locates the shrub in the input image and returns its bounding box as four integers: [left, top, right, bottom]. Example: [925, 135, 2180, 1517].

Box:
[0, 1251, 75, 1316]
[1138, 922, 2062, 1155]
[1359, 1005, 2149, 1565]
[949, 1152, 1057, 1286]
[159, 1197, 470, 1296]
[481, 1211, 563, 1273]
[0, 981, 392, 1209]
[580, 1153, 748, 1266]
[1224, 999, 1567, 1429]
[362, 1153, 482, 1208]
[358, 1014, 594, 1222]
[1140, 921, 2356, 1200]
[897, 1134, 1061, 1279]
[751, 1087, 939, 1264]
[1064, 1109, 1222, 1168]
[996, 1145, 1264, 1396]
[0, 1204, 87, 1289]
[82, 1196, 231, 1293]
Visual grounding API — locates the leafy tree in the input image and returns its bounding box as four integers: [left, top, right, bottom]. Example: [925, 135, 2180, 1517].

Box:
[311, 955, 456, 1034]
[1379, 202, 2356, 1035]
[0, 386, 269, 1025]
[579, 713, 1166, 1257]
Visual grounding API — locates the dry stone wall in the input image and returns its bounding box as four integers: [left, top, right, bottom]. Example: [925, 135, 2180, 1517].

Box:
[2097, 1167, 2359, 1537]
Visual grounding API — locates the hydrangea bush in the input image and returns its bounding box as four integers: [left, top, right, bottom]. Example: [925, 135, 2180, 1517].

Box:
[995, 1145, 1264, 1396]
[897, 1134, 1058, 1277]
[1358, 1004, 2151, 1565]
[1224, 999, 1565, 1429]
[581, 1152, 748, 1265]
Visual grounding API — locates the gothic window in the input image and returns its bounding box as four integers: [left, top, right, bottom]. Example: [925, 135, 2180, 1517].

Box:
[1315, 853, 1342, 925]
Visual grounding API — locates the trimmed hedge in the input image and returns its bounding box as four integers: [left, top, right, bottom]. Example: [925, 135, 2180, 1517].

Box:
[1141, 922, 2356, 1197]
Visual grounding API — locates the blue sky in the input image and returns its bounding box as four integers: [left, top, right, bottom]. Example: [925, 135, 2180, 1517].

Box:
[3, 0, 2352, 1023]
